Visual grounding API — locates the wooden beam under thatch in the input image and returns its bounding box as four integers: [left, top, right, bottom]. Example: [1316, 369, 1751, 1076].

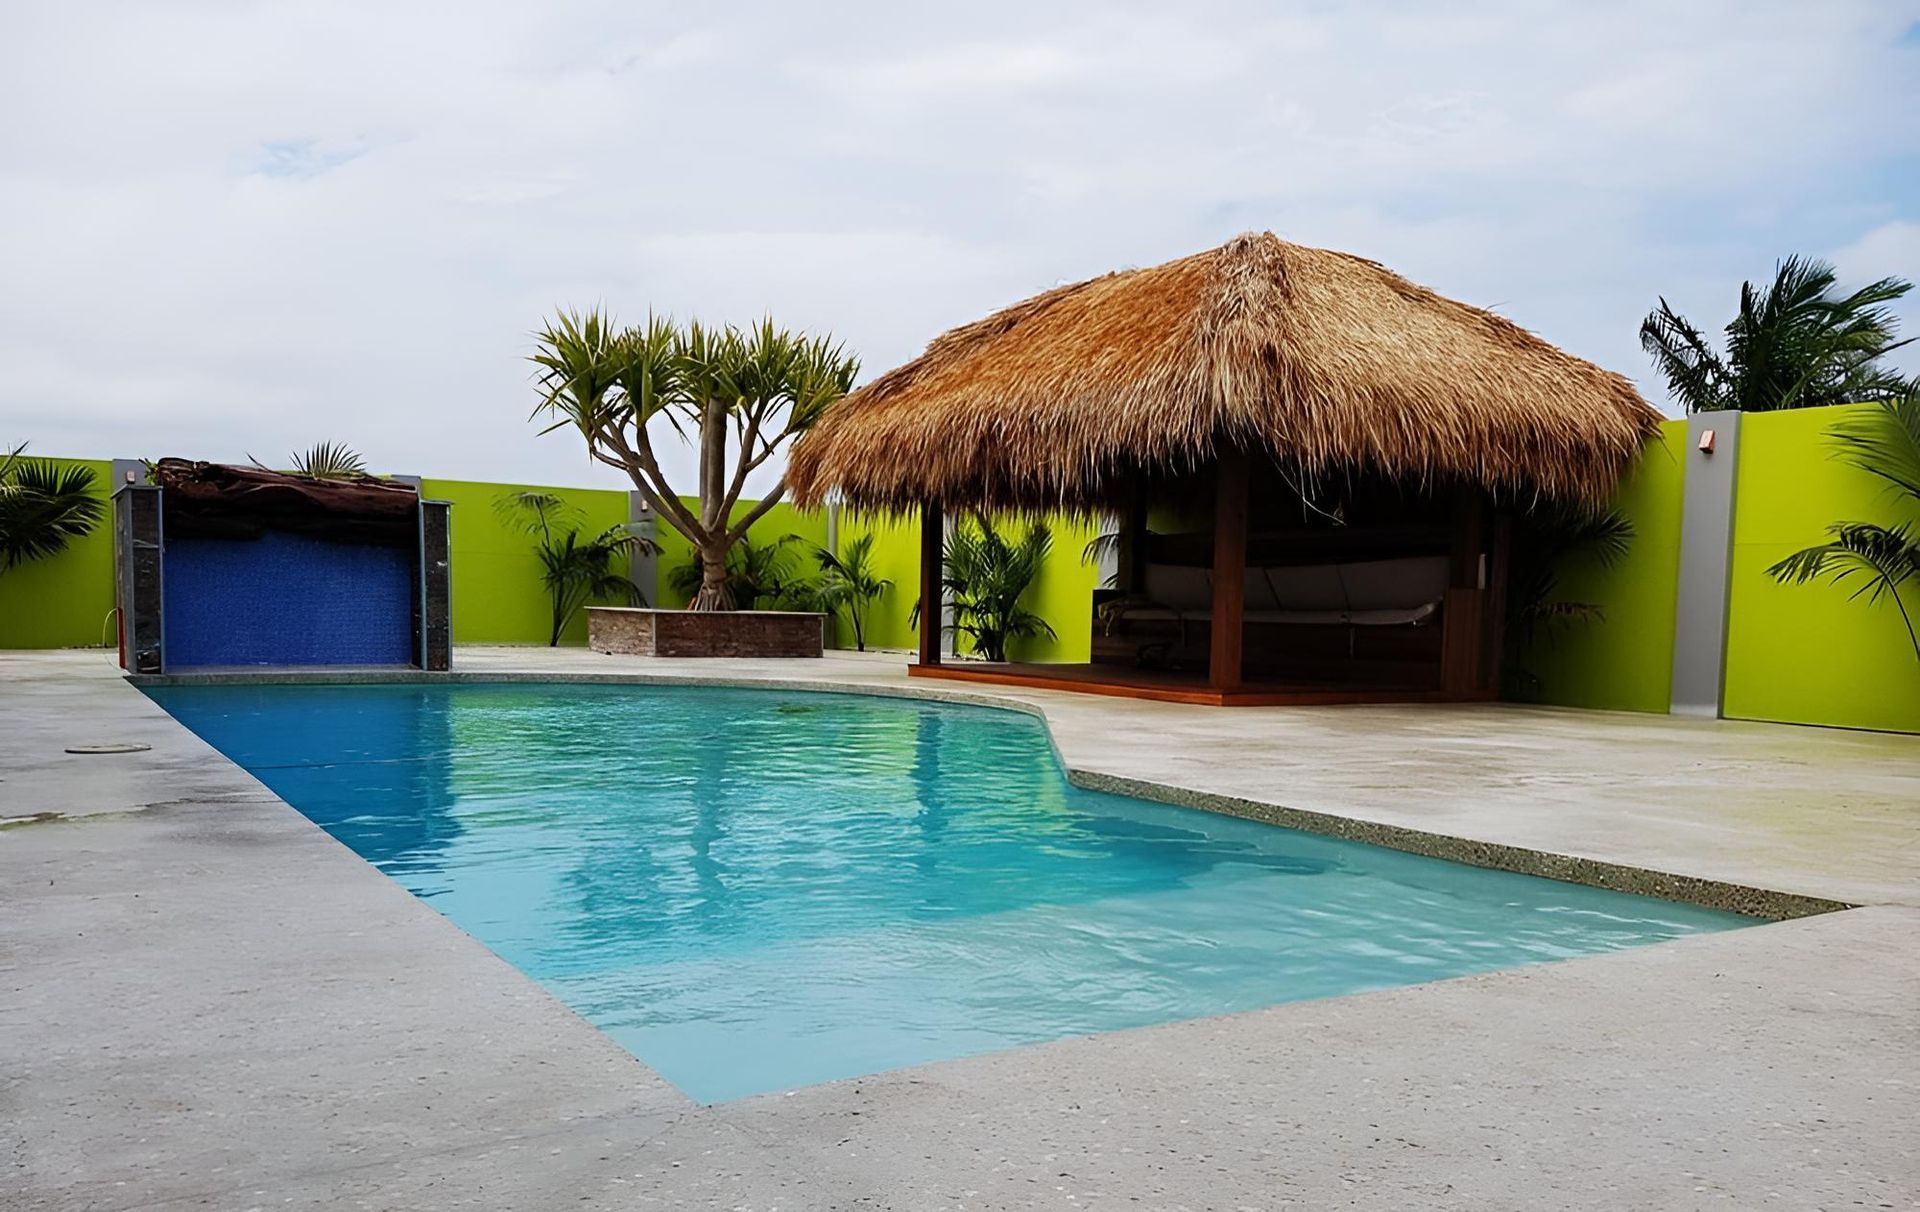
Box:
[788, 232, 1662, 514]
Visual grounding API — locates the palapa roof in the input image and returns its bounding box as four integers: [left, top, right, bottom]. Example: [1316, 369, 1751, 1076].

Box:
[787, 232, 1661, 514]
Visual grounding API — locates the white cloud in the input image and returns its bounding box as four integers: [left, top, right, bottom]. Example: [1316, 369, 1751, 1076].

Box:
[1, 0, 1917, 489]
[1830, 221, 1920, 377]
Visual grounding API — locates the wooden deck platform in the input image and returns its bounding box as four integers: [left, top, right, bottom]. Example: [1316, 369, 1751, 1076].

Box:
[907, 661, 1494, 707]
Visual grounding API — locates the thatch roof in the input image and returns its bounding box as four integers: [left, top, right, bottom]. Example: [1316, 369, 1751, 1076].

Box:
[788, 232, 1661, 513]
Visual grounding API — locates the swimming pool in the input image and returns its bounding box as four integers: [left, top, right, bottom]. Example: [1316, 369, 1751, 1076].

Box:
[147, 681, 1753, 1102]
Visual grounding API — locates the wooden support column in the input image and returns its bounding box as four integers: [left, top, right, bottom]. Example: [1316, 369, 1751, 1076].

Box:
[1121, 492, 1150, 595]
[1209, 449, 1249, 692]
[1481, 510, 1513, 694]
[1440, 492, 1490, 695]
[917, 498, 943, 667]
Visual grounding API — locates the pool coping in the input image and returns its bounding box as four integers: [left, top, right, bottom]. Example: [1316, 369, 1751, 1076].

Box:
[133, 666, 1852, 921]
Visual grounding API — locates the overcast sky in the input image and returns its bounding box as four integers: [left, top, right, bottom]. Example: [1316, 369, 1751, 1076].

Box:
[4, 1, 1918, 493]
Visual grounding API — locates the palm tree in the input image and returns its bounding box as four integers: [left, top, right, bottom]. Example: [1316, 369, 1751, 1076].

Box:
[1640, 257, 1912, 413]
[913, 517, 1056, 662]
[531, 311, 857, 611]
[1766, 392, 1920, 662]
[494, 491, 654, 645]
[811, 533, 893, 651]
[0, 447, 103, 573]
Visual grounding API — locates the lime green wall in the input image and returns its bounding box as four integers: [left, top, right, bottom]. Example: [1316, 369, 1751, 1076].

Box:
[1723, 404, 1920, 733]
[0, 461, 1088, 656]
[1004, 514, 1100, 663]
[422, 478, 630, 646]
[1516, 404, 1920, 732]
[1520, 422, 1686, 713]
[0, 458, 115, 649]
[20, 426, 1911, 732]
[838, 511, 923, 651]
[428, 482, 831, 644]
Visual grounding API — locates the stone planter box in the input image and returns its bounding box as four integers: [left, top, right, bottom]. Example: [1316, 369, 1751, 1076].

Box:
[586, 607, 825, 658]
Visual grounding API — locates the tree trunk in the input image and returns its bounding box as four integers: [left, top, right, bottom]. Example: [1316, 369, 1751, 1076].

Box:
[699, 397, 726, 531]
[689, 543, 734, 612]
[685, 398, 738, 612]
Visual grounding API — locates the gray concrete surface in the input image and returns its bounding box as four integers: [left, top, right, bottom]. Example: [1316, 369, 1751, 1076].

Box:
[4, 647, 1918, 1210]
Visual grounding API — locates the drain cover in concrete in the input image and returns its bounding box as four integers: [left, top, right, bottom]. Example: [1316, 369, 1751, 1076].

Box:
[64, 743, 153, 755]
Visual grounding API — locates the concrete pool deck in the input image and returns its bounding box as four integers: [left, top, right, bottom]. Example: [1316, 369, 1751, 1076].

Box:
[3, 646, 1917, 1209]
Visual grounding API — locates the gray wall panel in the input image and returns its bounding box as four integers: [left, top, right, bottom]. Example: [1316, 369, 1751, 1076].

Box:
[1670, 411, 1742, 717]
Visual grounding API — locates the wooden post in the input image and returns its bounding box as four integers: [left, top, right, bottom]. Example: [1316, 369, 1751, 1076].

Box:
[1440, 492, 1488, 695]
[1209, 450, 1249, 692]
[1482, 510, 1513, 693]
[918, 498, 942, 667]
[1121, 491, 1150, 595]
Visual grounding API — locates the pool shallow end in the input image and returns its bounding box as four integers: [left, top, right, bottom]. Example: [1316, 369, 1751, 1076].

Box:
[1069, 770, 1848, 922]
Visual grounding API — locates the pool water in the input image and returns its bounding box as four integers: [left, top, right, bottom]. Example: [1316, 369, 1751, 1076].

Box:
[146, 682, 1752, 1102]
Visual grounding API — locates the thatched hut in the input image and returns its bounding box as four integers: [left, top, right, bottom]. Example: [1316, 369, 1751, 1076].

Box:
[789, 232, 1661, 705]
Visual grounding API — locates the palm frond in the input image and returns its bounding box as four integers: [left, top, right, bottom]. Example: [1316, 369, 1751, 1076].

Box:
[1079, 528, 1139, 589]
[913, 517, 1055, 660]
[531, 523, 651, 645]
[810, 533, 892, 649]
[1768, 522, 1920, 601]
[609, 314, 688, 437]
[0, 458, 104, 570]
[494, 489, 583, 547]
[530, 308, 632, 442]
[1639, 299, 1729, 413]
[0, 442, 26, 495]
[1503, 504, 1636, 659]
[1643, 257, 1913, 414]
[1829, 391, 1920, 501]
[1768, 394, 1920, 663]
[1516, 600, 1608, 629]
[288, 442, 368, 479]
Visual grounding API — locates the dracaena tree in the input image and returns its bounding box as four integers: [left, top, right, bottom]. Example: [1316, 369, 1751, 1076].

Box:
[531, 310, 858, 611]
[667, 534, 808, 610]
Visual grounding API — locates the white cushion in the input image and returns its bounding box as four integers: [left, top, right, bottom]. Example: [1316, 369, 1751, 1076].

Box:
[1143, 563, 1212, 609]
[1262, 555, 1449, 611]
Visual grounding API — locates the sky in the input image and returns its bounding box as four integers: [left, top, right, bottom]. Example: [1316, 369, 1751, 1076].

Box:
[3, 1, 1918, 495]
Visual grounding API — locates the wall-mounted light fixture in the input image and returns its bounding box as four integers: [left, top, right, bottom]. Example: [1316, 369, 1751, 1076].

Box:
[1698, 429, 1717, 454]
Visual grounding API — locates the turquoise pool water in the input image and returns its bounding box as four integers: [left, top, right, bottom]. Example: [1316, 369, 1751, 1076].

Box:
[146, 682, 1752, 1102]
